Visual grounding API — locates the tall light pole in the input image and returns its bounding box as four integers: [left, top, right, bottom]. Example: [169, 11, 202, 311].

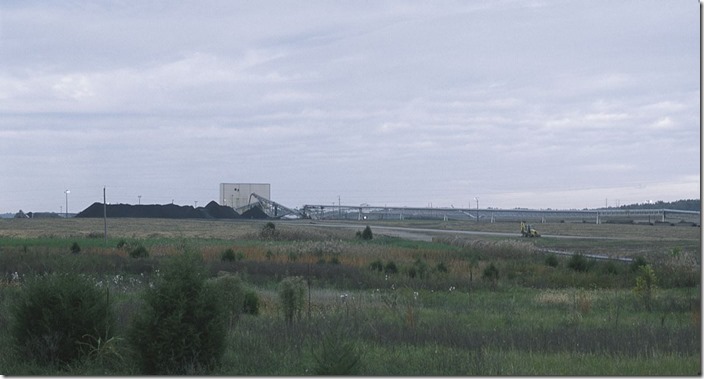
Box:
[65, 190, 70, 218]
[474, 197, 479, 223]
[138, 195, 141, 205]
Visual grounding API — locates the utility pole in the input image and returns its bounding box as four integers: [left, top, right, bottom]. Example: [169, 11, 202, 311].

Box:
[103, 187, 107, 244]
[64, 189, 70, 218]
[474, 197, 479, 223]
[138, 195, 141, 205]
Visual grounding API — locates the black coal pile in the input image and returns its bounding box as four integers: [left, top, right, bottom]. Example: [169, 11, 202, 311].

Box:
[76, 201, 244, 219]
[240, 205, 269, 219]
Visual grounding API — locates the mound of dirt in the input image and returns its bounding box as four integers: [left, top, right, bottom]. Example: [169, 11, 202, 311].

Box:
[76, 201, 244, 219]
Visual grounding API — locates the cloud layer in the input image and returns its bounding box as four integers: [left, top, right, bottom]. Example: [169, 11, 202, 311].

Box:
[0, 0, 699, 212]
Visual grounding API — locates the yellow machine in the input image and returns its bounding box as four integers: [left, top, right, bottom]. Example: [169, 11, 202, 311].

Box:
[520, 221, 541, 237]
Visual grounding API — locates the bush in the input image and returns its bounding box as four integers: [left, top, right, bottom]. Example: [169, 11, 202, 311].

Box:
[634, 265, 657, 312]
[360, 225, 373, 240]
[545, 254, 559, 267]
[567, 254, 589, 272]
[279, 276, 306, 324]
[408, 258, 430, 279]
[221, 248, 238, 262]
[483, 263, 499, 283]
[129, 244, 149, 259]
[208, 274, 245, 327]
[311, 314, 363, 375]
[630, 256, 648, 272]
[70, 241, 81, 254]
[260, 222, 277, 239]
[242, 290, 260, 315]
[384, 261, 398, 274]
[128, 251, 227, 375]
[369, 260, 384, 272]
[436, 262, 449, 273]
[11, 273, 114, 366]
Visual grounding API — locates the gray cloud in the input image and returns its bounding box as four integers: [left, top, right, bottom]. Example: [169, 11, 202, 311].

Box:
[0, 0, 698, 213]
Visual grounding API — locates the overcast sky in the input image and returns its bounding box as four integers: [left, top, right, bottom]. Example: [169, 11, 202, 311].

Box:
[0, 0, 699, 213]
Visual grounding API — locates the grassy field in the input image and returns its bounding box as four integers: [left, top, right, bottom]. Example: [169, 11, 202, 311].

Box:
[0, 217, 700, 375]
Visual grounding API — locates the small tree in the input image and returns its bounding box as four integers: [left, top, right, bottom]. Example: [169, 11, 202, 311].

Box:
[11, 273, 114, 366]
[483, 263, 499, 289]
[221, 248, 236, 262]
[242, 290, 260, 315]
[567, 253, 589, 272]
[128, 251, 227, 374]
[311, 314, 363, 375]
[633, 264, 657, 312]
[279, 276, 306, 324]
[129, 244, 149, 259]
[70, 241, 81, 255]
[361, 225, 373, 240]
[260, 222, 277, 239]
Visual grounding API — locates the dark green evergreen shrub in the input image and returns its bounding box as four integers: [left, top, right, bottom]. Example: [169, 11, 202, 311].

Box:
[129, 244, 149, 259]
[603, 261, 621, 275]
[70, 241, 81, 254]
[482, 263, 499, 282]
[545, 254, 559, 267]
[11, 273, 114, 366]
[242, 290, 260, 315]
[221, 248, 236, 262]
[279, 276, 306, 324]
[408, 258, 429, 279]
[360, 225, 373, 240]
[384, 261, 398, 274]
[208, 274, 245, 327]
[330, 256, 340, 265]
[260, 222, 277, 239]
[311, 314, 362, 375]
[369, 260, 384, 272]
[436, 262, 448, 273]
[128, 251, 227, 375]
[568, 254, 589, 272]
[630, 256, 648, 272]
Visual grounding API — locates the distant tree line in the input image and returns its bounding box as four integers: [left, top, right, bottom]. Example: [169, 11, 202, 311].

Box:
[602, 199, 700, 212]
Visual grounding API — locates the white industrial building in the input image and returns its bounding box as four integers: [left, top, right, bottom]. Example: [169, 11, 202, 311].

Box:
[219, 183, 271, 209]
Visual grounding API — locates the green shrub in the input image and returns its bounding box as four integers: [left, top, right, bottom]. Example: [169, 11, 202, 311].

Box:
[260, 222, 277, 239]
[311, 314, 362, 375]
[567, 253, 589, 272]
[221, 248, 236, 262]
[242, 290, 260, 315]
[545, 254, 559, 267]
[436, 262, 449, 273]
[279, 276, 306, 324]
[370, 260, 384, 272]
[10, 273, 114, 366]
[384, 261, 398, 274]
[633, 264, 657, 311]
[129, 244, 149, 259]
[482, 263, 499, 286]
[128, 251, 227, 375]
[360, 225, 373, 240]
[70, 241, 81, 254]
[630, 256, 648, 272]
[408, 258, 430, 279]
[116, 239, 128, 248]
[602, 261, 621, 275]
[208, 274, 245, 327]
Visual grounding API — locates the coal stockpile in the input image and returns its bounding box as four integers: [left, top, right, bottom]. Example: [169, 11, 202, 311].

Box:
[76, 201, 243, 219]
[240, 205, 269, 219]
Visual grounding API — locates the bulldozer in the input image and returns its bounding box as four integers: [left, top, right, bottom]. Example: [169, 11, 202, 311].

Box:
[520, 221, 541, 237]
